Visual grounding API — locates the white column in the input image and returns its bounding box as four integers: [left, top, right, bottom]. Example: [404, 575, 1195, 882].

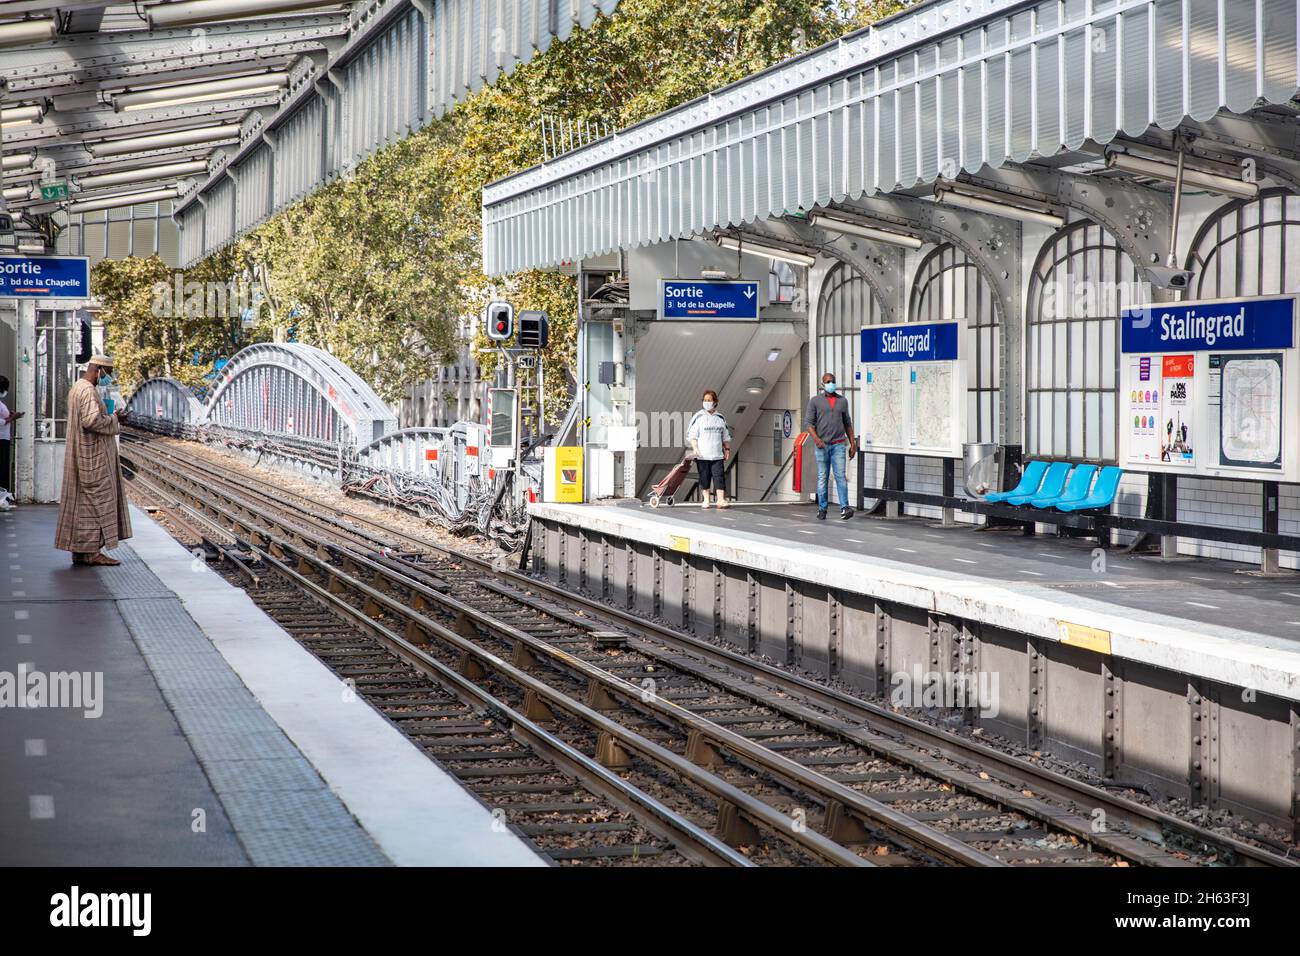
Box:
[14, 299, 35, 501]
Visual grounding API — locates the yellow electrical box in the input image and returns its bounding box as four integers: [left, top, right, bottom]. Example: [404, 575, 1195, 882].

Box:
[544, 447, 584, 503]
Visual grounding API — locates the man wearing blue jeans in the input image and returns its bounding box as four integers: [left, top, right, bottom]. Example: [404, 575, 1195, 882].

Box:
[805, 372, 857, 520]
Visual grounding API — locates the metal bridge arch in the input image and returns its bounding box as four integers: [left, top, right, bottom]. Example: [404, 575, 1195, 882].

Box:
[203, 343, 397, 446]
[126, 378, 207, 434]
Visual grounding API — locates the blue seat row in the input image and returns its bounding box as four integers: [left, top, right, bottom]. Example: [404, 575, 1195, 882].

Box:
[984, 461, 1123, 513]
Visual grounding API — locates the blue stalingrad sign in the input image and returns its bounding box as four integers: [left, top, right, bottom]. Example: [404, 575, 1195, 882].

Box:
[0, 255, 91, 299]
[1122, 296, 1295, 353]
[861, 321, 960, 363]
[661, 280, 760, 320]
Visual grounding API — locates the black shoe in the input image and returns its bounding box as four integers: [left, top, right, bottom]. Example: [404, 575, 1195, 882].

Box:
[840, 507, 854, 520]
[816, 508, 827, 520]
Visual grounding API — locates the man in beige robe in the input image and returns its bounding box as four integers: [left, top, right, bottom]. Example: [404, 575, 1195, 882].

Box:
[54, 354, 132, 566]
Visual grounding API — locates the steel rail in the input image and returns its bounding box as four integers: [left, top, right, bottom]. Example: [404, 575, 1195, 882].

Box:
[122, 463, 755, 868]
[123, 450, 876, 866]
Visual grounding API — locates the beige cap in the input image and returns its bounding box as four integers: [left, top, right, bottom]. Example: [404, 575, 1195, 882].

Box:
[88, 354, 115, 368]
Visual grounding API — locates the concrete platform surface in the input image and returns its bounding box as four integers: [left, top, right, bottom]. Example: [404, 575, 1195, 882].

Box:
[1, 504, 542, 867]
[530, 500, 1300, 703]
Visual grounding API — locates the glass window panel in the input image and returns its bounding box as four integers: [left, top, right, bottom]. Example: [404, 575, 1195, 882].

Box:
[1069, 391, 1084, 453]
[1239, 226, 1260, 296]
[1068, 321, 1084, 387]
[1261, 223, 1283, 293]
[1101, 392, 1116, 461]
[1085, 391, 1101, 460]
[1101, 318, 1117, 389]
[1053, 393, 1068, 456]
[1084, 320, 1101, 388]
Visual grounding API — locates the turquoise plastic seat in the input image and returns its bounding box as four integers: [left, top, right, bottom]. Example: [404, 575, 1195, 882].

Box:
[1056, 466, 1124, 512]
[1029, 464, 1096, 509]
[984, 460, 1048, 503]
[1006, 461, 1071, 506]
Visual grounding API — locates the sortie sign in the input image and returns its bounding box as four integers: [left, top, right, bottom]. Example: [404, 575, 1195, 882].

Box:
[0, 255, 91, 299]
[661, 279, 760, 320]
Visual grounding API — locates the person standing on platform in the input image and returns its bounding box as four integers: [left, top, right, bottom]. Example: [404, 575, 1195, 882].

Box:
[0, 375, 23, 511]
[54, 355, 132, 566]
[687, 388, 732, 509]
[805, 372, 857, 520]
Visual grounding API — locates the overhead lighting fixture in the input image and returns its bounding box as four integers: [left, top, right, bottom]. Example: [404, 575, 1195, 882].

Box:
[67, 187, 181, 215]
[1105, 148, 1258, 199]
[810, 212, 924, 250]
[1, 152, 35, 171]
[766, 349, 782, 362]
[934, 184, 1065, 229]
[0, 19, 56, 48]
[717, 235, 816, 268]
[77, 160, 208, 191]
[744, 377, 767, 395]
[17, 241, 46, 254]
[148, 0, 345, 29]
[85, 124, 241, 157]
[0, 105, 45, 130]
[113, 72, 290, 113]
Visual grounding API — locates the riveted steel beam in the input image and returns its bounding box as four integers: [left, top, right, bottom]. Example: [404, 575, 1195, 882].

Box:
[970, 164, 1174, 285]
[744, 216, 909, 324]
[835, 192, 1022, 443]
[0, 17, 349, 99]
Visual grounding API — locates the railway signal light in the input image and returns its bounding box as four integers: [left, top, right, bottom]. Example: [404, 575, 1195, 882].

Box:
[518, 310, 549, 349]
[485, 301, 514, 342]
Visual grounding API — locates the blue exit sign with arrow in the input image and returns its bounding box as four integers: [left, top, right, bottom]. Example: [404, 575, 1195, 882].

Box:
[661, 279, 760, 320]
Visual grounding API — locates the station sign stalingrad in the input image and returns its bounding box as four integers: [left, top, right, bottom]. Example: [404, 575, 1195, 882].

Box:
[1121, 295, 1294, 353]
[0, 255, 91, 299]
[660, 279, 760, 320]
[861, 321, 960, 363]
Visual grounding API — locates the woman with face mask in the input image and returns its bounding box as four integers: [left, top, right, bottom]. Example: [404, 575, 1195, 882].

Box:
[0, 374, 23, 509]
[686, 389, 732, 508]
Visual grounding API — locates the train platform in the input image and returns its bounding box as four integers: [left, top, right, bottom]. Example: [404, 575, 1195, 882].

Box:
[529, 500, 1300, 704]
[0, 503, 542, 867]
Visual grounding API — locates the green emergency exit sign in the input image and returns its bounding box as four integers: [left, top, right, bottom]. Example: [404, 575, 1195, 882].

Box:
[40, 182, 68, 201]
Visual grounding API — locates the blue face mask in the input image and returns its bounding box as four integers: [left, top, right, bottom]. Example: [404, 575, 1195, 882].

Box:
[823, 381, 837, 394]
[97, 372, 113, 386]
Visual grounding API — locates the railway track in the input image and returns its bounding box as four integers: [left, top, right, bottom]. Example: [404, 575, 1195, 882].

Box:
[120, 430, 1297, 868]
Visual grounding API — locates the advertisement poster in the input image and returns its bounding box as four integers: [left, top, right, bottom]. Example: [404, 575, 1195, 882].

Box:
[1126, 356, 1162, 464]
[1159, 354, 1195, 467]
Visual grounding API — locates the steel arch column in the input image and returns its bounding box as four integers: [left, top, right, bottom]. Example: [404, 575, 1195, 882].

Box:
[203, 342, 397, 446]
[126, 377, 207, 434]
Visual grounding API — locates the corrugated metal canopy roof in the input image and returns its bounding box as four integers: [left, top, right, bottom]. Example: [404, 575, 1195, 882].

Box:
[481, 0, 1300, 276]
[172, 0, 622, 263]
[0, 1, 622, 263]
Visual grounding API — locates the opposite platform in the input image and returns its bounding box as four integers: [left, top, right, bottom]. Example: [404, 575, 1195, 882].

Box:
[1, 504, 542, 867]
[529, 500, 1300, 704]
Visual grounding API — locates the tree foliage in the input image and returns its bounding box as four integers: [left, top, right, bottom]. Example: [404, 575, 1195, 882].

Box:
[92, 247, 244, 392]
[104, 0, 907, 413]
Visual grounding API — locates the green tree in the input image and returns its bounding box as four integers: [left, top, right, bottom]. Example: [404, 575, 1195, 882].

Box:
[209, 1, 908, 418]
[93, 248, 249, 393]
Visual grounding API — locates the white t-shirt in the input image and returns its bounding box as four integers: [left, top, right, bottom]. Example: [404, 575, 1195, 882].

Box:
[686, 409, 731, 460]
[0, 397, 10, 441]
